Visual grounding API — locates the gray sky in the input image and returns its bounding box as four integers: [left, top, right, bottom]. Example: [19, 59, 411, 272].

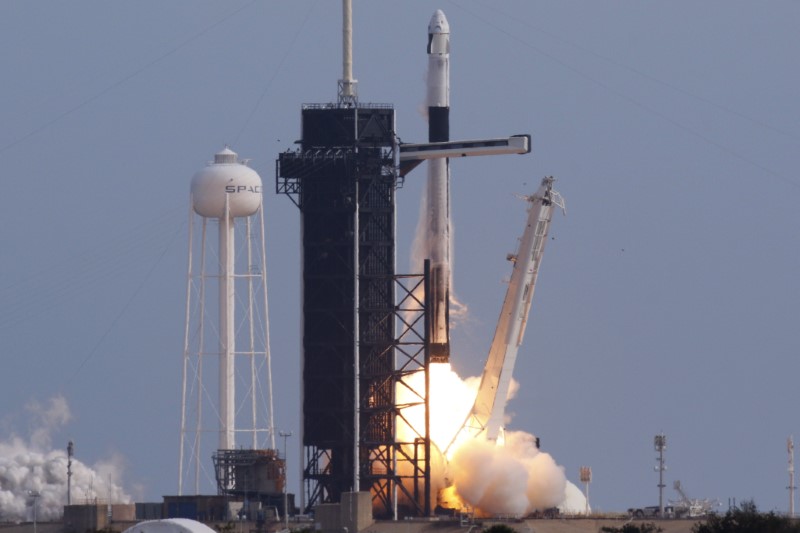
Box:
[1, 0, 798, 515]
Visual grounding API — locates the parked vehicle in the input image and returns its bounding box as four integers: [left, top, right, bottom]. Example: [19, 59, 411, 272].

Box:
[627, 505, 674, 519]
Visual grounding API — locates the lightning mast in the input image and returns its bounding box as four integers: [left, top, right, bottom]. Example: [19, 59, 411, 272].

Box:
[445, 177, 564, 452]
[338, 0, 357, 105]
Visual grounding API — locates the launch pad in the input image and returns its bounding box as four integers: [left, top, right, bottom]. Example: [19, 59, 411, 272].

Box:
[272, 2, 546, 521]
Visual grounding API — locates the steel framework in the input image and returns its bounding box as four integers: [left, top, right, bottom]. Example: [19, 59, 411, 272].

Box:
[179, 187, 275, 496]
[212, 449, 283, 496]
[277, 104, 430, 518]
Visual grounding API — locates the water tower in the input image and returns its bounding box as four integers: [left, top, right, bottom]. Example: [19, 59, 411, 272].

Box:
[179, 147, 280, 503]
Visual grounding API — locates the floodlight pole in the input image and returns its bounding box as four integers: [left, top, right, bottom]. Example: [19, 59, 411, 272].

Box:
[28, 490, 40, 533]
[654, 434, 667, 517]
[579, 466, 592, 515]
[67, 440, 74, 506]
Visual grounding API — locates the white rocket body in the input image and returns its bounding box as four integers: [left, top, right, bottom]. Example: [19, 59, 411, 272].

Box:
[426, 10, 451, 361]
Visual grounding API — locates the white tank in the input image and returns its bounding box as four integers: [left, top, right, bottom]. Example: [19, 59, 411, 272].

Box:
[191, 147, 262, 218]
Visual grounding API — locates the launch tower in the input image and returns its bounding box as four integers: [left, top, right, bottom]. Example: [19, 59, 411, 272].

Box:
[276, 1, 433, 519]
[275, 3, 530, 519]
[277, 101, 406, 515]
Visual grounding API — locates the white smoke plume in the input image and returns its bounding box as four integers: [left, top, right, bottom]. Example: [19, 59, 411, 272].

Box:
[448, 431, 567, 516]
[0, 396, 132, 522]
[409, 184, 430, 276]
[396, 365, 569, 517]
[408, 187, 470, 328]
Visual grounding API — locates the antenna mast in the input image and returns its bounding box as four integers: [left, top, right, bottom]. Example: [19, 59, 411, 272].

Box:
[655, 434, 667, 517]
[790, 436, 796, 517]
[338, 0, 357, 105]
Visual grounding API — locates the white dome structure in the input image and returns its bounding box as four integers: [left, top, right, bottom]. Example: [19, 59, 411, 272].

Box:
[122, 519, 217, 533]
[558, 480, 589, 515]
[191, 146, 262, 218]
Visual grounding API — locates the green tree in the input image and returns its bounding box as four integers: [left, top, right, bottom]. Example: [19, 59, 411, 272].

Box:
[600, 522, 663, 533]
[692, 500, 800, 533]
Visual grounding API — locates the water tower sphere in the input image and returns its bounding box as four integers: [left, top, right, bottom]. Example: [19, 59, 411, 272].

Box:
[191, 147, 262, 218]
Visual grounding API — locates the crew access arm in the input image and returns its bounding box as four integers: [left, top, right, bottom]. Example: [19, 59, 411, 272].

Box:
[447, 177, 564, 451]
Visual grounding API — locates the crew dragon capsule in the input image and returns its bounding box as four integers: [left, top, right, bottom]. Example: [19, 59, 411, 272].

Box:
[426, 9, 451, 363]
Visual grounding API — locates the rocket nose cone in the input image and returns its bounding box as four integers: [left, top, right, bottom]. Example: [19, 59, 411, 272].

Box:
[428, 9, 450, 35]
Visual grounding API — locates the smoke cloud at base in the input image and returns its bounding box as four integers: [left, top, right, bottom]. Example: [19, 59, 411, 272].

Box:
[0, 396, 132, 522]
[396, 365, 570, 517]
[448, 431, 567, 517]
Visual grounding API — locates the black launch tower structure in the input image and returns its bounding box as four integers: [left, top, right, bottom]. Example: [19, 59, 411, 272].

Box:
[277, 103, 432, 519]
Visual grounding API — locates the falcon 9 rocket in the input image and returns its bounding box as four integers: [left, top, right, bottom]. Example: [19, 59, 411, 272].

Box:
[426, 10, 451, 362]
